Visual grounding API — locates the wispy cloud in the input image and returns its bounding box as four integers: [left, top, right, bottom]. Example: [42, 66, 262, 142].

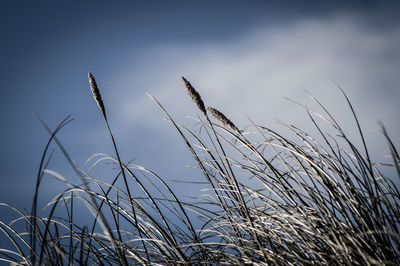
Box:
[110, 13, 399, 161]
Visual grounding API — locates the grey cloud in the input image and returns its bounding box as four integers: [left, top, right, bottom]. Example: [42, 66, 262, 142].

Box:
[111, 13, 399, 163]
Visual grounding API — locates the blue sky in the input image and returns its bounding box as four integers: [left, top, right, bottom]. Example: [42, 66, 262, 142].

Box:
[1, 1, 400, 244]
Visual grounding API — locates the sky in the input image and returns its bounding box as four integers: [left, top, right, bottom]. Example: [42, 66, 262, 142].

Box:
[1, 0, 400, 250]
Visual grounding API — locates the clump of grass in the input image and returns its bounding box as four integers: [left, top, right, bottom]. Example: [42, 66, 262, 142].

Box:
[1, 74, 399, 265]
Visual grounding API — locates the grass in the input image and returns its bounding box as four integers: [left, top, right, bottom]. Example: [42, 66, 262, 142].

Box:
[1, 73, 399, 265]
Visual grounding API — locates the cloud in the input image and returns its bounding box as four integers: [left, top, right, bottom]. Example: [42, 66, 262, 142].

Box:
[111, 13, 399, 162]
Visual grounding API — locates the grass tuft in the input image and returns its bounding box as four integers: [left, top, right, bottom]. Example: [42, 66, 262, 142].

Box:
[1, 74, 399, 265]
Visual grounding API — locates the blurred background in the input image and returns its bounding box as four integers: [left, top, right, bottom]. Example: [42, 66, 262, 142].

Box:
[1, 0, 399, 248]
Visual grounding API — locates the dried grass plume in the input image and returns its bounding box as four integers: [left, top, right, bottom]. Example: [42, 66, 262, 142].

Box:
[88, 72, 107, 119]
[207, 107, 239, 132]
[182, 76, 207, 116]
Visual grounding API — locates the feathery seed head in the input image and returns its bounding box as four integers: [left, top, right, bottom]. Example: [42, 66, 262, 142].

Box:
[182, 76, 207, 116]
[207, 107, 239, 132]
[88, 72, 107, 119]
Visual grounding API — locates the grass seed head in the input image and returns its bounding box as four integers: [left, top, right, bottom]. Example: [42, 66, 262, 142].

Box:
[207, 107, 239, 132]
[182, 76, 207, 116]
[88, 72, 107, 119]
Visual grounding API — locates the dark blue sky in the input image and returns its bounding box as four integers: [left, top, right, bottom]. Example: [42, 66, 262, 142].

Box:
[1, 1, 399, 251]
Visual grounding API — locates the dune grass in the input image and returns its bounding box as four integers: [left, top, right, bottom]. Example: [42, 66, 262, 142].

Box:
[0, 74, 399, 265]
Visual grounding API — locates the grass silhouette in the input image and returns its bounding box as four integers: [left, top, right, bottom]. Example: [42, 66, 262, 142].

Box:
[1, 73, 399, 265]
